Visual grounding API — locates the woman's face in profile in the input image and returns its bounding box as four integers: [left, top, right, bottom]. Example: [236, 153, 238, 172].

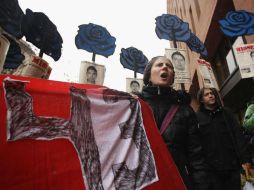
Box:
[150, 57, 174, 87]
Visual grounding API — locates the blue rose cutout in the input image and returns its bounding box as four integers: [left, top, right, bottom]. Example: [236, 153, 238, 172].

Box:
[155, 13, 208, 57]
[0, 0, 24, 39]
[155, 14, 191, 42]
[186, 33, 208, 57]
[21, 9, 63, 61]
[75, 23, 116, 58]
[219, 10, 254, 37]
[120, 47, 148, 74]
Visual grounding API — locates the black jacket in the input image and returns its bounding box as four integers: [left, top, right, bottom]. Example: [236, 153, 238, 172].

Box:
[137, 86, 206, 189]
[196, 106, 251, 171]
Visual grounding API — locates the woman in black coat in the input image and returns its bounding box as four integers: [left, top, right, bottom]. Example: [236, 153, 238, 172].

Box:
[136, 56, 207, 190]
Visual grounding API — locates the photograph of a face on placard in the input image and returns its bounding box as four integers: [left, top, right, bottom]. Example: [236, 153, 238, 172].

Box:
[165, 48, 191, 84]
[79, 61, 105, 85]
[126, 78, 143, 94]
[233, 44, 254, 78]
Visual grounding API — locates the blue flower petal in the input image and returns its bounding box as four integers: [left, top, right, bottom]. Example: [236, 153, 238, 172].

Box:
[155, 14, 191, 42]
[120, 47, 148, 74]
[21, 9, 63, 61]
[75, 23, 116, 58]
[0, 0, 24, 38]
[219, 10, 254, 37]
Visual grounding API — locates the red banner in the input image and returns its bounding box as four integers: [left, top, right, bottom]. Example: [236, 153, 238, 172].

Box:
[0, 75, 185, 190]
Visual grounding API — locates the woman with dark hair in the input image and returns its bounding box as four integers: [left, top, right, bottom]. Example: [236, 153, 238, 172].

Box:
[137, 56, 207, 190]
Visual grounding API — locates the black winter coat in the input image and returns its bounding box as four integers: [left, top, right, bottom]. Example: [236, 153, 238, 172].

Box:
[138, 86, 206, 189]
[196, 106, 251, 171]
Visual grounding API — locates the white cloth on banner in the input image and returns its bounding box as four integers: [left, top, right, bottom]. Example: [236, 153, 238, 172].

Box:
[4, 78, 158, 190]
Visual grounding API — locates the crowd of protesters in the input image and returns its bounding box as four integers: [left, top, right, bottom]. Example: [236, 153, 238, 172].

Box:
[134, 55, 253, 190]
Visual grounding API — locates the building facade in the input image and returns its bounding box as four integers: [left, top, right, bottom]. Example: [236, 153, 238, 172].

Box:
[167, 0, 254, 120]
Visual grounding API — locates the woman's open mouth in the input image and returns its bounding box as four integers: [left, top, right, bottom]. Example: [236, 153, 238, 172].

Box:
[160, 73, 168, 79]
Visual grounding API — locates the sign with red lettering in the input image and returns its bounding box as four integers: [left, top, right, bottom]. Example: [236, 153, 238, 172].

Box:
[14, 55, 51, 79]
[234, 43, 254, 78]
[197, 59, 219, 89]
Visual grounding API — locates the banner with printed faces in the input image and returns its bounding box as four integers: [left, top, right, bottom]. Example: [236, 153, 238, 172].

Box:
[233, 43, 254, 78]
[79, 61, 105, 85]
[165, 48, 191, 84]
[197, 59, 219, 89]
[126, 78, 143, 94]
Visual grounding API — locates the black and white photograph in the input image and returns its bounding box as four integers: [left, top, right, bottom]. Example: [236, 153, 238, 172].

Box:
[126, 78, 143, 94]
[79, 61, 105, 85]
[197, 59, 219, 89]
[165, 48, 191, 84]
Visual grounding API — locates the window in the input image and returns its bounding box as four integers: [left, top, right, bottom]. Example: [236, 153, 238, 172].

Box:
[211, 37, 237, 87]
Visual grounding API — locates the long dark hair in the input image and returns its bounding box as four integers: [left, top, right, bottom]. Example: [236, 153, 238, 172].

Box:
[197, 87, 223, 108]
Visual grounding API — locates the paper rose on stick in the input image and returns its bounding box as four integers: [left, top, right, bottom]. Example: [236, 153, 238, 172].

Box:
[155, 13, 208, 57]
[0, 0, 24, 39]
[155, 14, 191, 42]
[21, 9, 63, 61]
[120, 47, 148, 76]
[219, 10, 254, 37]
[75, 23, 116, 62]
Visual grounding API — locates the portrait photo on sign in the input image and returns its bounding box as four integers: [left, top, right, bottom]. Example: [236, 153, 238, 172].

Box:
[233, 43, 254, 79]
[126, 78, 143, 94]
[197, 59, 219, 90]
[165, 48, 191, 84]
[79, 61, 105, 85]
